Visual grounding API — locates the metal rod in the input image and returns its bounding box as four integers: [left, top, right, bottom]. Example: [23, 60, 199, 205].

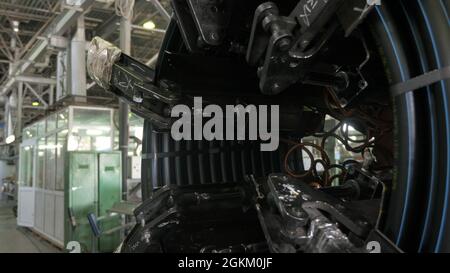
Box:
[147, 0, 171, 22]
[15, 82, 23, 154]
[145, 53, 159, 66]
[24, 83, 48, 107]
[15, 75, 57, 85]
[119, 16, 132, 201]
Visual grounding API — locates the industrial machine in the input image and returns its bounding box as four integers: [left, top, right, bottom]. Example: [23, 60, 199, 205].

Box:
[88, 0, 450, 253]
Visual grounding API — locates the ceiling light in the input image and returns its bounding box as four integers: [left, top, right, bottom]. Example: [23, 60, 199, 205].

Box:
[5, 135, 15, 144]
[143, 21, 156, 30]
[32, 101, 40, 106]
[86, 129, 104, 136]
[12, 21, 19, 33]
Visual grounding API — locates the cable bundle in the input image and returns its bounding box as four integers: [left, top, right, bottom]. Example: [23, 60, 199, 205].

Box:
[115, 0, 135, 20]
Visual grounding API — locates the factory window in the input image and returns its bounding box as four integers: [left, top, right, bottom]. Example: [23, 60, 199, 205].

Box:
[45, 135, 57, 190]
[47, 114, 57, 133]
[128, 113, 144, 156]
[112, 111, 144, 155]
[57, 109, 69, 128]
[23, 124, 37, 140]
[68, 108, 112, 151]
[19, 146, 34, 187]
[36, 137, 46, 189]
[37, 120, 46, 137]
[56, 130, 68, 191]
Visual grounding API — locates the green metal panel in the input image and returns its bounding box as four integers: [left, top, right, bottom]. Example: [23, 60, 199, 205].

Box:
[65, 152, 97, 252]
[64, 151, 122, 252]
[98, 152, 122, 252]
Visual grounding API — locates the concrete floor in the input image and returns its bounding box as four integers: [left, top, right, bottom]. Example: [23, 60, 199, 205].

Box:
[0, 200, 61, 253]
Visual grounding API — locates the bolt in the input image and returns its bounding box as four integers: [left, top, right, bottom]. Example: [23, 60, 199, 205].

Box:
[291, 207, 305, 218]
[289, 62, 300, 68]
[210, 32, 219, 41]
[271, 83, 282, 93]
[348, 167, 356, 175]
[163, 106, 172, 117]
[133, 93, 143, 103]
[197, 36, 206, 47]
[210, 5, 219, 13]
[358, 80, 368, 90]
[159, 79, 172, 91]
[358, 220, 369, 226]
[257, 66, 263, 77]
[144, 231, 151, 243]
[301, 194, 312, 201]
[277, 37, 291, 51]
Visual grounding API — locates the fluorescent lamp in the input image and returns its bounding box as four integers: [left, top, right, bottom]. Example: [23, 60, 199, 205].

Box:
[86, 129, 103, 136]
[5, 135, 15, 144]
[12, 21, 19, 33]
[143, 21, 156, 30]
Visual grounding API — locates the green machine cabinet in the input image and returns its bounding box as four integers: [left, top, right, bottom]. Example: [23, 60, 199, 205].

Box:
[98, 153, 122, 252]
[65, 152, 122, 253]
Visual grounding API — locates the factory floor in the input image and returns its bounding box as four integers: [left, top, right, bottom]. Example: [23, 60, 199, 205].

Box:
[0, 200, 61, 253]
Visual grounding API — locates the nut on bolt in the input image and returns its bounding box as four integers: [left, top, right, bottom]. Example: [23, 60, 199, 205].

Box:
[143, 231, 151, 243]
[276, 37, 291, 51]
[271, 83, 282, 93]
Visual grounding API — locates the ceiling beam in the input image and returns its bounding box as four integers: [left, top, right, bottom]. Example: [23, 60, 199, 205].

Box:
[0, 0, 96, 96]
[147, 0, 171, 22]
[95, 0, 148, 39]
[15, 75, 56, 85]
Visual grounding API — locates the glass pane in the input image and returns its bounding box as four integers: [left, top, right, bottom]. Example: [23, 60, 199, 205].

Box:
[73, 108, 111, 127]
[56, 130, 68, 191]
[23, 125, 37, 140]
[37, 121, 46, 137]
[69, 108, 112, 151]
[47, 114, 57, 133]
[19, 146, 34, 187]
[45, 135, 56, 190]
[129, 113, 144, 156]
[37, 138, 46, 188]
[57, 109, 69, 128]
[113, 110, 120, 151]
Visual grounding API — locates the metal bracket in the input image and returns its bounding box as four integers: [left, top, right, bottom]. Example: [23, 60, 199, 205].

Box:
[246, 1, 378, 96]
[246, 1, 347, 95]
[267, 174, 372, 237]
[110, 54, 182, 129]
[246, 2, 296, 66]
[289, 0, 343, 52]
[186, 0, 234, 46]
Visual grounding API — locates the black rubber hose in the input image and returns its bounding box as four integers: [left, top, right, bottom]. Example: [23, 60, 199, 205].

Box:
[371, 0, 450, 252]
[399, 0, 439, 253]
[370, 4, 419, 248]
[417, 0, 450, 253]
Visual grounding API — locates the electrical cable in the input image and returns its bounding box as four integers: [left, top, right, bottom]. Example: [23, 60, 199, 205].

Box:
[115, 0, 135, 20]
